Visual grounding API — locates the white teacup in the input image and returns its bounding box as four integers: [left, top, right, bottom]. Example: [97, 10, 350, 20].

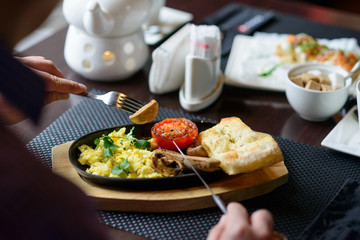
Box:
[286, 63, 351, 121]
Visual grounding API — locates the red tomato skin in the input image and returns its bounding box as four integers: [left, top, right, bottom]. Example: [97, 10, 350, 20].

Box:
[151, 118, 198, 150]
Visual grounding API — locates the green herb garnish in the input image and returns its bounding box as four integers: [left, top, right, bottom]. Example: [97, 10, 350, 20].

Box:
[124, 127, 151, 150]
[102, 136, 119, 158]
[111, 158, 130, 177]
[126, 127, 135, 138]
[258, 62, 283, 77]
[120, 158, 130, 170]
[94, 135, 119, 159]
[299, 41, 317, 50]
[133, 139, 150, 150]
[94, 138, 100, 150]
[111, 165, 127, 177]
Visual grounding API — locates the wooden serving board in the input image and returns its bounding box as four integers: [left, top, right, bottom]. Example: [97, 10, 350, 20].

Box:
[52, 141, 289, 212]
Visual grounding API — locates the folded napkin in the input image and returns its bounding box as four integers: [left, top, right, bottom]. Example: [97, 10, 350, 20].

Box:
[297, 179, 360, 240]
[148, 24, 191, 94]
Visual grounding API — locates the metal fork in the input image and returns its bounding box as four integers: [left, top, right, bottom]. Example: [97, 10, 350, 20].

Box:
[78, 91, 144, 113]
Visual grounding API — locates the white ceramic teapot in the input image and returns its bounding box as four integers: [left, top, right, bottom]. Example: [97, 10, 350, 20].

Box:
[63, 0, 151, 81]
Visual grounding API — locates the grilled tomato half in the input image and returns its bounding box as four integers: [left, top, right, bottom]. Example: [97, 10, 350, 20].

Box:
[151, 118, 198, 150]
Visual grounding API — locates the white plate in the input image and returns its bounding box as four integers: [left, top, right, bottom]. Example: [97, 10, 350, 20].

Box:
[144, 7, 193, 46]
[224, 33, 360, 92]
[321, 106, 360, 157]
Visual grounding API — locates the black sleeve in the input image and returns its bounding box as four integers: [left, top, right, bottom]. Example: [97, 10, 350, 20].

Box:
[0, 125, 108, 240]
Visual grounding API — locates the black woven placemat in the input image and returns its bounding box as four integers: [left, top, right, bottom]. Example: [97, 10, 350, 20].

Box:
[26, 93, 360, 240]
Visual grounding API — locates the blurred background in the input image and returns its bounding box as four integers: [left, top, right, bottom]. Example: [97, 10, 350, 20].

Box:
[297, 0, 359, 14]
[16, 0, 359, 52]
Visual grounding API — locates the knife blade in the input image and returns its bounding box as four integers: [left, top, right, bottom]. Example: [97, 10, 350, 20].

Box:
[172, 141, 227, 214]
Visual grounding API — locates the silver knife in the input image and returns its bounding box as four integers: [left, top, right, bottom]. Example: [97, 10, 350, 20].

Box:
[172, 141, 227, 214]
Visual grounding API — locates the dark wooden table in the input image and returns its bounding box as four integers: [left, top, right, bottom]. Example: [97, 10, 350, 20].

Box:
[14, 0, 360, 147]
[14, 0, 360, 239]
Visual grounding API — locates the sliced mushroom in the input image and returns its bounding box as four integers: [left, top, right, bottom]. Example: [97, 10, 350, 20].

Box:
[152, 149, 220, 176]
[152, 151, 183, 176]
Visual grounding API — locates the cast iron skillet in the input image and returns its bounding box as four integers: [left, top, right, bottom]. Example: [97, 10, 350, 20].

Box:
[68, 120, 226, 190]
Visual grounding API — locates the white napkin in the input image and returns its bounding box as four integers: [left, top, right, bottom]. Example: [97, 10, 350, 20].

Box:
[148, 24, 191, 94]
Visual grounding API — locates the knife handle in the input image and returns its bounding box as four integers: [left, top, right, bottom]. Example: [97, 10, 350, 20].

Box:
[212, 194, 227, 214]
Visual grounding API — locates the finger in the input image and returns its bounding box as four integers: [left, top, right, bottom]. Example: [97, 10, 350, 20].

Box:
[15, 56, 65, 78]
[34, 69, 87, 94]
[16, 56, 46, 61]
[226, 202, 249, 224]
[250, 209, 274, 239]
[44, 92, 70, 105]
[206, 216, 226, 240]
[220, 202, 253, 240]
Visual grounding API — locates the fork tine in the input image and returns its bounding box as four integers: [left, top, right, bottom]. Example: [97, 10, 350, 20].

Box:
[75, 91, 146, 114]
[116, 93, 144, 113]
[119, 94, 144, 107]
[116, 102, 139, 113]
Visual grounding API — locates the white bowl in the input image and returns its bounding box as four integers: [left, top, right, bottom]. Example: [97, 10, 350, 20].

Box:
[286, 63, 351, 122]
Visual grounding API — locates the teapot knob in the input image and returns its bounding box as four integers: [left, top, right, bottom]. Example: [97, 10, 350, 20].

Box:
[83, 0, 114, 36]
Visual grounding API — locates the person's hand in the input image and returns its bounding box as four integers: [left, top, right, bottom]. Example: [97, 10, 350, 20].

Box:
[16, 56, 87, 104]
[207, 202, 284, 240]
[0, 56, 87, 124]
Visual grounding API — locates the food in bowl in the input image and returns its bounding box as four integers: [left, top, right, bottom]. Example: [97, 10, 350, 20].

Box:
[290, 71, 344, 91]
[286, 63, 351, 121]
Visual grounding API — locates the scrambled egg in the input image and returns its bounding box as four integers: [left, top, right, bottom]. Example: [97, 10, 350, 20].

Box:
[78, 127, 163, 178]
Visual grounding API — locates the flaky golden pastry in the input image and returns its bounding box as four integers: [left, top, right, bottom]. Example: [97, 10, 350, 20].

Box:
[195, 117, 284, 175]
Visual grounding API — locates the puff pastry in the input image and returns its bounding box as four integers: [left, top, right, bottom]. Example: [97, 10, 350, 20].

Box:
[195, 117, 284, 175]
